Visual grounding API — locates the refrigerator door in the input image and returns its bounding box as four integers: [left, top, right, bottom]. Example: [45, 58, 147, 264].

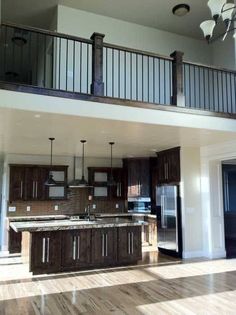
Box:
[156, 185, 178, 253]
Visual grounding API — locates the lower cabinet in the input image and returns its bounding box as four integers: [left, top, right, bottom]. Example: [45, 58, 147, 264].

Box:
[117, 226, 142, 263]
[61, 229, 91, 269]
[30, 226, 142, 274]
[8, 227, 22, 254]
[30, 231, 61, 274]
[91, 228, 117, 265]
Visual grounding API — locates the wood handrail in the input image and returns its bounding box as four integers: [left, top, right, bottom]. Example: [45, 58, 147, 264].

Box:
[103, 42, 173, 61]
[184, 60, 236, 75]
[1, 22, 93, 44]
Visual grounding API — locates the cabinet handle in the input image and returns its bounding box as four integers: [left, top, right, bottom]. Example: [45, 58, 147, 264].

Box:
[77, 235, 80, 260]
[102, 233, 105, 257]
[72, 236, 76, 260]
[128, 232, 131, 254]
[105, 234, 108, 257]
[20, 181, 23, 199]
[32, 181, 35, 198]
[35, 181, 38, 199]
[47, 237, 50, 263]
[166, 163, 169, 180]
[42, 237, 46, 263]
[131, 232, 134, 254]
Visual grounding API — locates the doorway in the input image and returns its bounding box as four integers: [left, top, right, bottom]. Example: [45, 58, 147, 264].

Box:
[222, 164, 236, 258]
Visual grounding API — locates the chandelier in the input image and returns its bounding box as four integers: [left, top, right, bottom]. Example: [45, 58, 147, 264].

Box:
[200, 0, 236, 43]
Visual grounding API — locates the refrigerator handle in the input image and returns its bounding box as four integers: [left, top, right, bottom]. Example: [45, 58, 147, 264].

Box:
[161, 195, 166, 228]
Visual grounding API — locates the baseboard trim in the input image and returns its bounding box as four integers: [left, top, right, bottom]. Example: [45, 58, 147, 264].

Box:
[182, 250, 205, 259]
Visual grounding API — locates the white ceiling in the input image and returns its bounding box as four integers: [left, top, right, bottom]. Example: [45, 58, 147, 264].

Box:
[0, 107, 235, 158]
[2, 0, 212, 39]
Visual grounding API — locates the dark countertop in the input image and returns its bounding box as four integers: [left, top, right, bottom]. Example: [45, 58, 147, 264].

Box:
[10, 218, 147, 233]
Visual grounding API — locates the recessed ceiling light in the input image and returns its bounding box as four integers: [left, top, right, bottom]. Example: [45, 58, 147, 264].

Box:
[34, 114, 41, 118]
[172, 4, 190, 17]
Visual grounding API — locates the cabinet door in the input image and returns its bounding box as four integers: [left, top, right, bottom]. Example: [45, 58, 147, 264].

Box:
[91, 228, 117, 265]
[117, 226, 142, 263]
[61, 230, 91, 268]
[127, 160, 140, 197]
[9, 166, 25, 201]
[111, 168, 125, 200]
[25, 167, 48, 200]
[8, 228, 22, 254]
[157, 154, 167, 183]
[30, 231, 61, 274]
[139, 159, 150, 197]
[167, 148, 180, 183]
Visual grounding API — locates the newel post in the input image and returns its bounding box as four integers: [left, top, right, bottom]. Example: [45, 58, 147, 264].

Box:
[170, 51, 185, 107]
[90, 32, 105, 96]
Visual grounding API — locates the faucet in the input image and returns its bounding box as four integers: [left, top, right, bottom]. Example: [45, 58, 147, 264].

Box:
[85, 204, 91, 221]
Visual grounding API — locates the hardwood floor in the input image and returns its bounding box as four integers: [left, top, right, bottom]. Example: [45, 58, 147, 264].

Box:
[1, 249, 236, 314]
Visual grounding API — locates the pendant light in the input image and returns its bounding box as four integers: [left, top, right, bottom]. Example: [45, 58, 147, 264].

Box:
[107, 142, 116, 186]
[77, 140, 89, 187]
[44, 137, 57, 186]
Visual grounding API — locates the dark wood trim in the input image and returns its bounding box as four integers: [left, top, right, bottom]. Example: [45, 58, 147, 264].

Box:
[1, 22, 93, 44]
[170, 51, 185, 107]
[103, 42, 173, 61]
[1, 81, 236, 120]
[184, 60, 236, 75]
[90, 32, 105, 96]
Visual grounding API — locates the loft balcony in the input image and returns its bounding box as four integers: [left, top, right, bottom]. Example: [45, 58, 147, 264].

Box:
[0, 23, 236, 118]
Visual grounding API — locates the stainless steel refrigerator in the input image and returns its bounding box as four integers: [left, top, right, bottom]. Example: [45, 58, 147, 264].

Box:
[156, 185, 182, 258]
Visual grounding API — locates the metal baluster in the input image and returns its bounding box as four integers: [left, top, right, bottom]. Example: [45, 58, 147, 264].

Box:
[118, 49, 120, 98]
[80, 42, 82, 92]
[153, 58, 155, 103]
[136, 53, 138, 101]
[142, 54, 144, 102]
[73, 40, 75, 92]
[124, 51, 126, 99]
[112, 48, 114, 97]
[66, 39, 68, 91]
[159, 58, 161, 104]
[58, 37, 61, 89]
[164, 59, 166, 105]
[147, 56, 150, 103]
[87, 43, 89, 94]
[130, 53, 132, 99]
[43, 34, 46, 87]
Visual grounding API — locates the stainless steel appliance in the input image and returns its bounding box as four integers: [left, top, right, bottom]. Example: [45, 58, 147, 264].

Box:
[128, 197, 151, 213]
[156, 185, 182, 257]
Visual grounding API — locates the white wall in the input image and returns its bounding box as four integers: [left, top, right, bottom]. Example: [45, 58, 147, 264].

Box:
[212, 35, 236, 70]
[56, 5, 212, 65]
[180, 147, 203, 258]
[0, 153, 122, 251]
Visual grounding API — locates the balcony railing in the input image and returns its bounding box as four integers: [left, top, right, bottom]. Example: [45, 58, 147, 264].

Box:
[0, 23, 236, 116]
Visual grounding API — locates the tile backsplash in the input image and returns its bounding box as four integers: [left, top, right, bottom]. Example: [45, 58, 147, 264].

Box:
[7, 188, 126, 217]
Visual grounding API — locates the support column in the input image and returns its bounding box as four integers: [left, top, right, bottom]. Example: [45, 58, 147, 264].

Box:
[90, 32, 105, 96]
[170, 51, 185, 107]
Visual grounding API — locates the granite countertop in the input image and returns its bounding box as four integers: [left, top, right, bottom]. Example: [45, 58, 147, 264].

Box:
[10, 218, 147, 233]
[8, 215, 69, 222]
[96, 213, 156, 219]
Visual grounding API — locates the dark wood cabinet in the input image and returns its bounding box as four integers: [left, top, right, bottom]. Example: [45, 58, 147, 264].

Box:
[8, 227, 22, 254]
[91, 228, 117, 265]
[88, 167, 125, 200]
[30, 231, 62, 274]
[123, 158, 150, 198]
[61, 229, 91, 268]
[29, 225, 142, 275]
[9, 165, 68, 201]
[9, 166, 25, 201]
[156, 147, 180, 184]
[117, 226, 142, 263]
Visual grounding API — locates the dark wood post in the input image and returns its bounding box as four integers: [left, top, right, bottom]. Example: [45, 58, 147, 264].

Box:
[90, 32, 105, 96]
[170, 51, 185, 107]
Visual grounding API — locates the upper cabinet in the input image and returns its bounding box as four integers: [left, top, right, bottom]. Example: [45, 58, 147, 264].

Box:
[88, 167, 125, 200]
[9, 165, 68, 202]
[156, 147, 180, 184]
[123, 158, 150, 198]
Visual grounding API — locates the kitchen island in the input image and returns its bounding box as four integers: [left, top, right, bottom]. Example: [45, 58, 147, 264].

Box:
[10, 217, 146, 274]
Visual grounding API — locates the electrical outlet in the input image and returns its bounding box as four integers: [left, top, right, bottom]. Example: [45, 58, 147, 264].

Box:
[116, 204, 119, 209]
[92, 204, 96, 209]
[26, 206, 31, 212]
[8, 206, 16, 212]
[55, 205, 59, 211]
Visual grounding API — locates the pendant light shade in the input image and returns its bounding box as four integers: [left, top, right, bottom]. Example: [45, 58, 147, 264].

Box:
[77, 140, 89, 187]
[200, 20, 216, 41]
[45, 138, 57, 186]
[222, 3, 235, 22]
[107, 142, 116, 186]
[207, 0, 226, 21]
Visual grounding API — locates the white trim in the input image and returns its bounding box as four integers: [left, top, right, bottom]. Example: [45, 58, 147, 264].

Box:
[182, 250, 206, 259]
[207, 249, 226, 259]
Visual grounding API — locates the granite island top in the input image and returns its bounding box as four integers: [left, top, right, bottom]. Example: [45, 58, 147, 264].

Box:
[10, 218, 147, 233]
